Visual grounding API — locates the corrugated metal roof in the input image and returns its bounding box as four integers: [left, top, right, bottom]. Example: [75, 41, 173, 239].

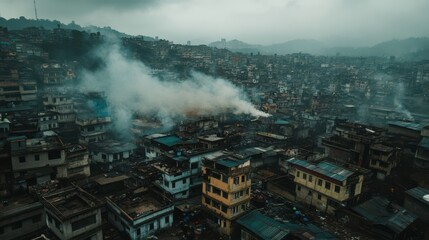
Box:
[153, 135, 182, 147]
[216, 158, 246, 168]
[237, 210, 290, 240]
[388, 121, 426, 131]
[287, 158, 354, 182]
[418, 137, 429, 149]
[352, 197, 417, 234]
[405, 186, 429, 207]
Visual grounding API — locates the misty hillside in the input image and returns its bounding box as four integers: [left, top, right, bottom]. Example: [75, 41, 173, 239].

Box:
[0, 17, 154, 41]
[210, 37, 429, 60]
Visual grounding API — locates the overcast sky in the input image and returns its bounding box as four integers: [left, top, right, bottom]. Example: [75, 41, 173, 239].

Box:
[1, 0, 428, 46]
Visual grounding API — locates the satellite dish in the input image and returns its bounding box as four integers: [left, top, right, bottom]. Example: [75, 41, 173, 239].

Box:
[423, 194, 429, 202]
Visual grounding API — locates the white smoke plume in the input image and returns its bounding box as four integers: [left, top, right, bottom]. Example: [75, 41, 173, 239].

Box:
[394, 82, 414, 120]
[79, 45, 269, 132]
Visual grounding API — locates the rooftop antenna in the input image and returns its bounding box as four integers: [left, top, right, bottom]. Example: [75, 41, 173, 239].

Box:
[34, 0, 38, 20]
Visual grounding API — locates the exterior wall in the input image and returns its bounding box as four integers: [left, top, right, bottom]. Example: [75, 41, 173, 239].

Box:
[107, 201, 174, 240]
[46, 208, 102, 240]
[202, 161, 251, 236]
[92, 150, 133, 164]
[11, 149, 66, 171]
[292, 168, 363, 214]
[158, 171, 190, 199]
[293, 168, 362, 202]
[0, 202, 45, 240]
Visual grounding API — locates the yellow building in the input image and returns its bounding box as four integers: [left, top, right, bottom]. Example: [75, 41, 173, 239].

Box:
[287, 158, 363, 214]
[202, 157, 251, 236]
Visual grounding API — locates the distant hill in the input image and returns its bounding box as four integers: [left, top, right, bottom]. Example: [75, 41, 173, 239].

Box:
[210, 37, 429, 60]
[0, 17, 155, 41]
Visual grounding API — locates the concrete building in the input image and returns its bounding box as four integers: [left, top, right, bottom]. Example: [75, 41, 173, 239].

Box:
[41, 186, 103, 240]
[368, 144, 398, 180]
[415, 127, 429, 168]
[153, 155, 191, 199]
[287, 158, 364, 214]
[42, 94, 75, 127]
[8, 132, 67, 184]
[36, 112, 59, 131]
[89, 140, 136, 170]
[322, 121, 384, 166]
[202, 156, 251, 236]
[106, 187, 174, 239]
[0, 197, 45, 240]
[59, 144, 91, 179]
[75, 115, 111, 144]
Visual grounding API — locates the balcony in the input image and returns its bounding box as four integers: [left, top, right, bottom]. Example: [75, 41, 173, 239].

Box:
[75, 117, 111, 126]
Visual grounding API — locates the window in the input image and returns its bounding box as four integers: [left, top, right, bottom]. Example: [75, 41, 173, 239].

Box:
[32, 214, 41, 223]
[221, 205, 227, 213]
[318, 179, 323, 186]
[233, 177, 239, 185]
[241, 175, 245, 182]
[297, 171, 300, 177]
[19, 156, 26, 163]
[48, 150, 61, 160]
[234, 192, 240, 199]
[149, 222, 154, 230]
[137, 228, 141, 235]
[222, 191, 228, 199]
[222, 174, 228, 183]
[182, 179, 186, 184]
[34, 155, 40, 161]
[191, 162, 198, 169]
[325, 182, 331, 190]
[303, 173, 307, 180]
[335, 185, 340, 193]
[71, 215, 96, 231]
[308, 191, 312, 196]
[165, 216, 170, 224]
[297, 186, 301, 191]
[309, 175, 312, 182]
[246, 188, 250, 195]
[68, 167, 84, 174]
[318, 194, 322, 200]
[11, 221, 22, 230]
[212, 187, 221, 195]
[102, 154, 107, 160]
[164, 180, 169, 187]
[172, 182, 176, 188]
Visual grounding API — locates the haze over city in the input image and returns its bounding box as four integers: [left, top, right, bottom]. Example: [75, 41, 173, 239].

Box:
[1, 0, 429, 46]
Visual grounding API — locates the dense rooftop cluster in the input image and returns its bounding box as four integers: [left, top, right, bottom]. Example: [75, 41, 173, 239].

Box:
[0, 25, 429, 240]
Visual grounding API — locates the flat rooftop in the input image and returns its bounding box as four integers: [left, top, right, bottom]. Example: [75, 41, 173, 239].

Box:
[94, 174, 130, 185]
[198, 135, 224, 142]
[371, 144, 394, 152]
[89, 140, 136, 154]
[108, 187, 172, 219]
[42, 187, 101, 220]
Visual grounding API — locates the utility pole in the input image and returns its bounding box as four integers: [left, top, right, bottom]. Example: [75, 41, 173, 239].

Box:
[34, 0, 38, 20]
